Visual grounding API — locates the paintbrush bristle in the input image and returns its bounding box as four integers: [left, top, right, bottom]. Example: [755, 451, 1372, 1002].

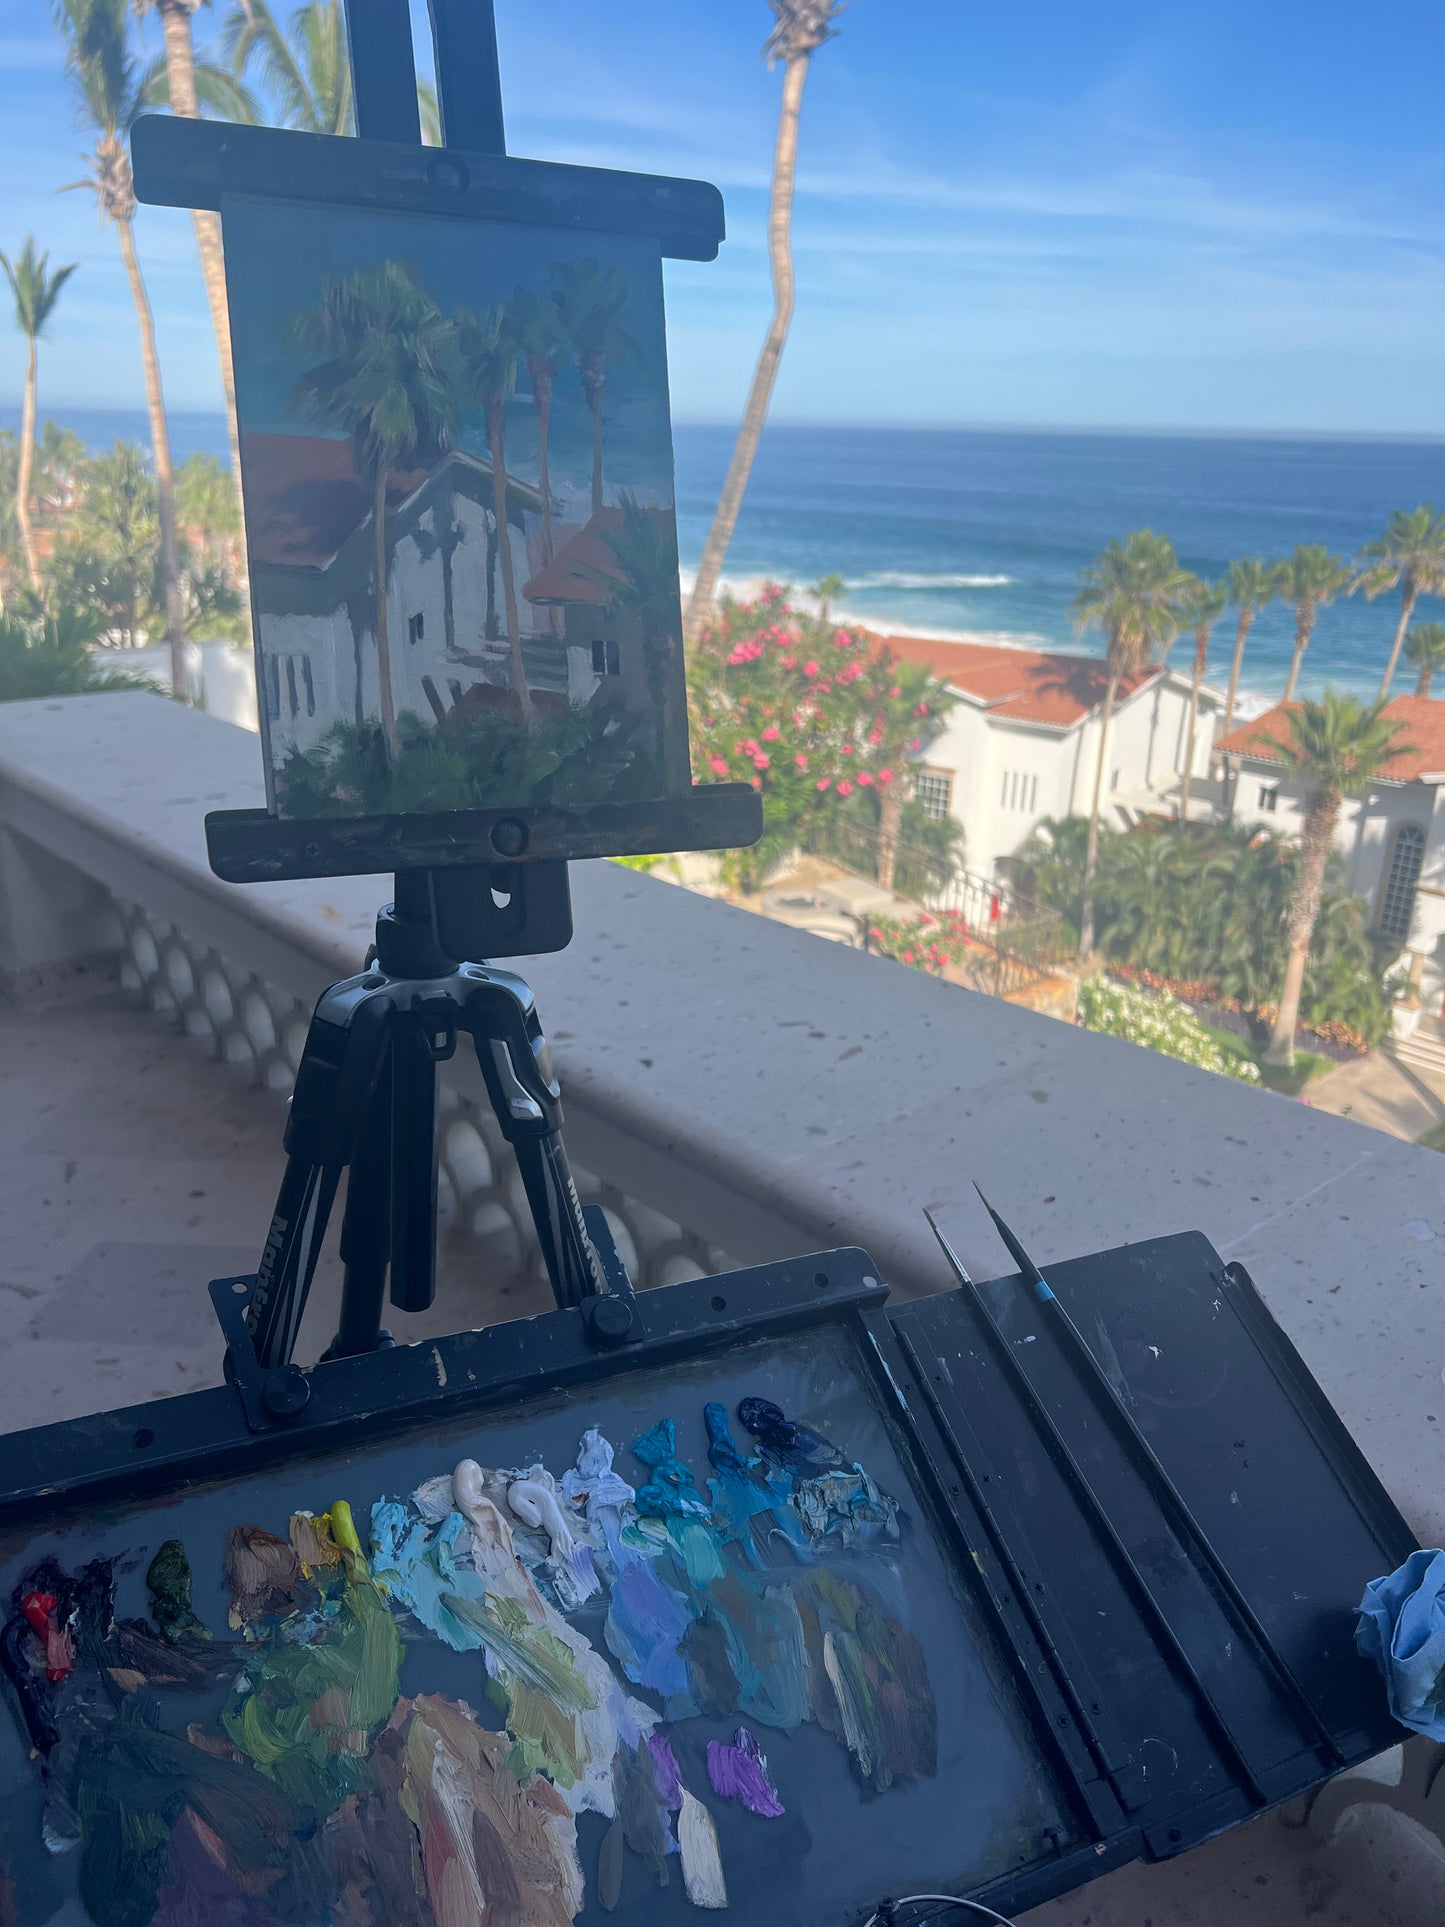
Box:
[972, 1185, 1045, 1286]
[922, 1207, 974, 1288]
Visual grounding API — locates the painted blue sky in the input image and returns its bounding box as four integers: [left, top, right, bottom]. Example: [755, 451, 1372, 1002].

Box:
[2, 0, 1443, 433]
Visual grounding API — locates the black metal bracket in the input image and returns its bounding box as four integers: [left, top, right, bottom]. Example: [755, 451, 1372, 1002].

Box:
[209, 1274, 312, 1434]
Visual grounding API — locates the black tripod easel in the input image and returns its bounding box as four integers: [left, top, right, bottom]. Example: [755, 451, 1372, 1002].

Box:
[210, 860, 637, 1429]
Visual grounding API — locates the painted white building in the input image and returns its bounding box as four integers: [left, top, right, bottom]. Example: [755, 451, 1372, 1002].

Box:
[1219, 696, 1445, 1016]
[242, 434, 558, 764]
[876, 635, 1224, 877]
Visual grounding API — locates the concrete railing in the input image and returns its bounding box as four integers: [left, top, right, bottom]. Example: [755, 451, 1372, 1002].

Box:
[3, 692, 1445, 1555]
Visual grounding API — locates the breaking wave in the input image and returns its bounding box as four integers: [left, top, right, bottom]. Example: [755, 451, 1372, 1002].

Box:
[844, 571, 1013, 591]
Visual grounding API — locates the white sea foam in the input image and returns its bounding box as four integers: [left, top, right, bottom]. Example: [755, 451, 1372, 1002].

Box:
[843, 570, 1013, 591]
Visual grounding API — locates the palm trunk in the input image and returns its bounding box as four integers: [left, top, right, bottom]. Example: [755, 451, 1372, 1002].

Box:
[1179, 632, 1207, 821]
[1378, 584, 1416, 701]
[1265, 793, 1338, 1067]
[1079, 670, 1119, 956]
[589, 392, 604, 520]
[116, 211, 186, 693]
[157, 2, 250, 621]
[1282, 613, 1311, 703]
[1417, 663, 1434, 698]
[685, 52, 809, 637]
[1223, 608, 1253, 736]
[16, 337, 39, 591]
[371, 465, 398, 754]
[533, 361, 562, 638]
[878, 780, 902, 892]
[487, 398, 533, 726]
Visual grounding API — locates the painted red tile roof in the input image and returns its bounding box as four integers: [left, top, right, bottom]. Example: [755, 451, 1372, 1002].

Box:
[1218, 696, 1445, 783]
[869, 632, 1159, 727]
[240, 432, 428, 571]
[522, 507, 673, 606]
[522, 509, 629, 606]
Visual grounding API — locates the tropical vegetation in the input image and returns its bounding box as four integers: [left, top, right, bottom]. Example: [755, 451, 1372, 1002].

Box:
[686, 584, 956, 892]
[1020, 813, 1395, 1052]
[1077, 976, 1261, 1083]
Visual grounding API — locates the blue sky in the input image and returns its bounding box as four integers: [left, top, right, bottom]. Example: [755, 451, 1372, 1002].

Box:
[2, 0, 1443, 433]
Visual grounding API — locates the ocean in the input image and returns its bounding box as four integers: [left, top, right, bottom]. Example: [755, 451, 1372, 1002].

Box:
[13, 406, 1445, 704]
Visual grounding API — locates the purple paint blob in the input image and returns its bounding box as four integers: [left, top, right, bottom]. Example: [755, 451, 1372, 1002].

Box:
[706, 1726, 785, 1818]
[646, 1733, 683, 1810]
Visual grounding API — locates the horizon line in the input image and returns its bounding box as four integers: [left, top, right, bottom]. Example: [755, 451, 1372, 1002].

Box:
[5, 400, 1445, 447]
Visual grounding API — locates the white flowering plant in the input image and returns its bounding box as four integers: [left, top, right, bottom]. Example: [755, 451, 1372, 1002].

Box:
[1078, 976, 1262, 1083]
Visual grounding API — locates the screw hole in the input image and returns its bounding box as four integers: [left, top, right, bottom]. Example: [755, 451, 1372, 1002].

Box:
[232, 1280, 248, 1295]
[132, 1428, 155, 1449]
[1168, 1829, 1183, 1844]
[814, 1271, 829, 1288]
[710, 1295, 726, 1312]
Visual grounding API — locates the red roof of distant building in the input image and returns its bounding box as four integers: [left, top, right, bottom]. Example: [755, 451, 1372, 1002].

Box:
[870, 632, 1160, 728]
[1218, 695, 1445, 783]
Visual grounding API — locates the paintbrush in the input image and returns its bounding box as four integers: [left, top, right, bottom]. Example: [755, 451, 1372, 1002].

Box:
[970, 1186, 1342, 1770]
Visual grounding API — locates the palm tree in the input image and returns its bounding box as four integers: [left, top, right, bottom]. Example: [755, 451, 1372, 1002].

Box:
[1222, 557, 1279, 736]
[548, 258, 636, 519]
[0, 240, 77, 592]
[1354, 506, 1445, 699]
[684, 1, 842, 637]
[289, 259, 460, 754]
[56, 0, 188, 690]
[133, 0, 255, 589]
[1177, 576, 1228, 823]
[1276, 546, 1352, 703]
[507, 284, 567, 568]
[223, 0, 440, 138]
[453, 305, 532, 724]
[1260, 694, 1407, 1067]
[1071, 531, 1192, 953]
[1406, 621, 1445, 698]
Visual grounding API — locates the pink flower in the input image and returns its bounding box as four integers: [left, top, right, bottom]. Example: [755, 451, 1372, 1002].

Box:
[761, 725, 780, 741]
[914, 702, 928, 716]
[908, 737, 922, 751]
[841, 742, 854, 756]
[833, 629, 853, 649]
[837, 778, 854, 797]
[795, 753, 809, 770]
[890, 686, 902, 699]
[780, 655, 796, 669]
[878, 768, 894, 784]
[707, 755, 728, 776]
[752, 754, 770, 770]
[817, 680, 832, 694]
[816, 777, 832, 792]
[857, 770, 874, 786]
[803, 661, 820, 678]
[903, 950, 916, 964]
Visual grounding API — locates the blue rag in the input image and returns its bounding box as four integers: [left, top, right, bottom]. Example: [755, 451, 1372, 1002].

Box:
[1356, 1548, 1445, 1739]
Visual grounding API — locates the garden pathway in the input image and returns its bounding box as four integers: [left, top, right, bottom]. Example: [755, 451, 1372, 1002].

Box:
[1306, 1047, 1445, 1144]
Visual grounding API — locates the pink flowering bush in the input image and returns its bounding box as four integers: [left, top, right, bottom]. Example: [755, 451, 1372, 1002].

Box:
[688, 584, 955, 890]
[866, 910, 974, 976]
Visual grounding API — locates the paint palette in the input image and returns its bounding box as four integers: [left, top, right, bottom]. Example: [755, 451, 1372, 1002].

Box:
[0, 1237, 1417, 1926]
[0, 1268, 1075, 1926]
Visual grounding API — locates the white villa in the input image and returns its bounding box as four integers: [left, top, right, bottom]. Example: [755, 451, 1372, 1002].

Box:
[876, 634, 1224, 877]
[1219, 697, 1445, 1019]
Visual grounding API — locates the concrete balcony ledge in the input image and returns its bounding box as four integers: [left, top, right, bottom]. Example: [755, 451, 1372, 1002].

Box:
[5, 691, 1445, 1925]
[0, 692, 1443, 1551]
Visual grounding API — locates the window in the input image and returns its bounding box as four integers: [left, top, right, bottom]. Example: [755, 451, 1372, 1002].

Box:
[591, 639, 622, 675]
[1378, 823, 1426, 942]
[1028, 773, 1038, 813]
[914, 770, 952, 820]
[1257, 784, 1279, 813]
[408, 611, 425, 645]
[285, 655, 299, 719]
[999, 770, 1038, 813]
[301, 655, 315, 717]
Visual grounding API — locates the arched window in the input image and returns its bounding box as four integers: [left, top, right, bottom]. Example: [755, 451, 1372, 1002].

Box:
[1378, 823, 1426, 942]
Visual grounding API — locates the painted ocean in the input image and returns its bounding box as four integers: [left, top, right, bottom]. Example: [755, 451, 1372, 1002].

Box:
[13, 408, 1445, 703]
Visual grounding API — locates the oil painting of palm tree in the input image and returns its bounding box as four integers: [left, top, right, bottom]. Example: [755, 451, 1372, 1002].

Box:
[224, 199, 686, 820]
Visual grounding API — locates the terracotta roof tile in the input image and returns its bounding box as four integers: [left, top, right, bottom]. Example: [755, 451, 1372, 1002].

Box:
[869, 632, 1159, 727]
[1218, 695, 1445, 783]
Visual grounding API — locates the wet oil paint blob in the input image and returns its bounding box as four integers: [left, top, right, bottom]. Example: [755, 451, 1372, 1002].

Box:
[706, 1728, 785, 1818]
[145, 1543, 209, 1645]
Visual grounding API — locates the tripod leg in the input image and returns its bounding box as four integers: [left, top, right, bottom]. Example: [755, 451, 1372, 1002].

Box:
[330, 1052, 395, 1358]
[389, 1014, 440, 1315]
